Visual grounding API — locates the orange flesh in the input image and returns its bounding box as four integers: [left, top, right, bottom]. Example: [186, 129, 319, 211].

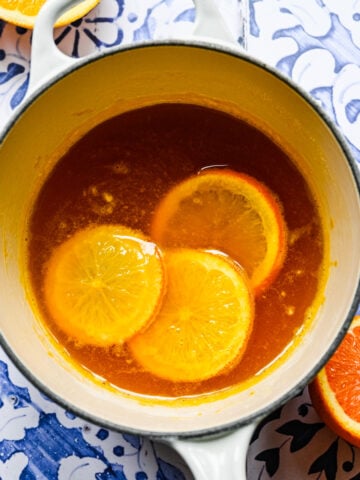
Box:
[27, 103, 324, 397]
[0, 0, 99, 28]
[43, 225, 165, 347]
[150, 169, 287, 295]
[325, 325, 360, 422]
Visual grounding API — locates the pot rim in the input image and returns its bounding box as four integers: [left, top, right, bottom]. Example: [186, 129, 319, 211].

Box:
[1, 39, 360, 439]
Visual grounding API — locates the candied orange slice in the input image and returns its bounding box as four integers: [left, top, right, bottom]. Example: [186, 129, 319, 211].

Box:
[128, 248, 254, 383]
[309, 315, 360, 447]
[151, 169, 287, 294]
[43, 225, 165, 347]
[0, 0, 99, 28]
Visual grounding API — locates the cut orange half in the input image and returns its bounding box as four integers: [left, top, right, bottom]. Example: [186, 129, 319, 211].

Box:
[309, 315, 360, 447]
[0, 0, 99, 29]
[128, 248, 254, 383]
[151, 169, 287, 294]
[43, 225, 165, 347]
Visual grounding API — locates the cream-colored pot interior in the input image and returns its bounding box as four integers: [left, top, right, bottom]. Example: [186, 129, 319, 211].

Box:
[1, 44, 360, 436]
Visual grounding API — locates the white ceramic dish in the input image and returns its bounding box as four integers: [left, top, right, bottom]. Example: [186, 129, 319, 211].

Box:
[1, 1, 360, 478]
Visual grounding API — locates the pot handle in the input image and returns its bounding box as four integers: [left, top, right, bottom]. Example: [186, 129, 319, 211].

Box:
[28, 0, 238, 95]
[28, 0, 81, 94]
[192, 0, 237, 45]
[170, 422, 257, 480]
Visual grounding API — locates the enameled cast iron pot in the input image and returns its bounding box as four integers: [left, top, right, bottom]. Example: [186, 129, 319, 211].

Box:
[1, 0, 360, 478]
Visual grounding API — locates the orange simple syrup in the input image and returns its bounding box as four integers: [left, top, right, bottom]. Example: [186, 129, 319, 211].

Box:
[27, 103, 324, 397]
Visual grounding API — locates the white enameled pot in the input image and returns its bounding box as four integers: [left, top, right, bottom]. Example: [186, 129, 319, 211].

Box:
[1, 1, 360, 478]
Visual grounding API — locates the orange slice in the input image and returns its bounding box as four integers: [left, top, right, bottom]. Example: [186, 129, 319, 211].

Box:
[128, 248, 254, 383]
[0, 0, 99, 29]
[151, 169, 287, 295]
[309, 315, 360, 447]
[43, 225, 165, 347]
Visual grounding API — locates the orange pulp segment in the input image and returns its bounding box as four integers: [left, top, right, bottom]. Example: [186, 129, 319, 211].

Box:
[43, 225, 165, 347]
[309, 315, 360, 447]
[128, 248, 254, 383]
[0, 0, 100, 28]
[151, 169, 287, 295]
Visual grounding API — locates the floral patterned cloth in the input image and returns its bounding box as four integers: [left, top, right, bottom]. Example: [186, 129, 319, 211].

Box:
[1, 1, 360, 478]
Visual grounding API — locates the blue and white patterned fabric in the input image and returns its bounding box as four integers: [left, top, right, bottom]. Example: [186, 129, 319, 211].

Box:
[1, 1, 360, 478]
